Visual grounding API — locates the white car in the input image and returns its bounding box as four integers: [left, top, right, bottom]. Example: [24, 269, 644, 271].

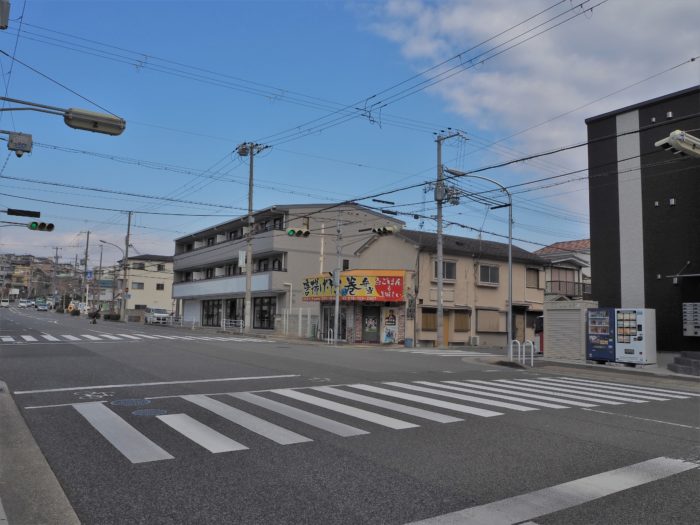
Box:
[0, 299, 9, 308]
[145, 307, 170, 324]
[18, 299, 30, 308]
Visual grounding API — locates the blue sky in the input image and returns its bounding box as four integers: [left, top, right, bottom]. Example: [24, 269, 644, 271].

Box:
[0, 0, 697, 268]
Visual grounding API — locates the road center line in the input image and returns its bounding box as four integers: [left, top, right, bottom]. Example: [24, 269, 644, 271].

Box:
[582, 408, 700, 430]
[13, 374, 300, 395]
[409, 457, 698, 525]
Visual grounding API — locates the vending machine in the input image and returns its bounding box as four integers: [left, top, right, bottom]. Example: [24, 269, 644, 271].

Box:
[614, 308, 656, 365]
[586, 307, 616, 362]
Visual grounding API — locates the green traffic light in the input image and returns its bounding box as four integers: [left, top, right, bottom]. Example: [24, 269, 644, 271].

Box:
[29, 221, 38, 230]
[287, 229, 296, 236]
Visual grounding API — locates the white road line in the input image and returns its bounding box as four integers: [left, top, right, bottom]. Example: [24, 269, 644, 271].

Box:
[61, 335, 81, 341]
[312, 386, 463, 424]
[73, 402, 173, 464]
[548, 377, 700, 398]
[416, 381, 570, 409]
[132, 334, 159, 339]
[13, 374, 300, 395]
[116, 334, 141, 340]
[0, 336, 14, 342]
[96, 334, 122, 341]
[230, 392, 369, 437]
[582, 408, 700, 430]
[535, 378, 676, 401]
[21, 335, 38, 342]
[273, 389, 419, 430]
[41, 334, 61, 341]
[80, 334, 102, 341]
[493, 380, 627, 405]
[384, 382, 538, 412]
[182, 394, 311, 445]
[409, 457, 698, 525]
[348, 384, 503, 418]
[157, 413, 248, 453]
[511, 379, 651, 403]
[454, 381, 597, 408]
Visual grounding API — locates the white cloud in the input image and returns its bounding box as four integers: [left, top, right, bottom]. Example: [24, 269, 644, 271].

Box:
[364, 0, 699, 233]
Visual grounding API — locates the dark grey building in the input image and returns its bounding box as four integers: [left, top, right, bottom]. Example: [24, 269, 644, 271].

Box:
[586, 86, 700, 351]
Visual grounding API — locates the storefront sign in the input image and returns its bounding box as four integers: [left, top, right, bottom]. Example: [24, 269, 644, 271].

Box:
[302, 271, 405, 302]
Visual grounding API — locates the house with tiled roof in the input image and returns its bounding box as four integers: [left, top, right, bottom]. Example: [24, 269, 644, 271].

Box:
[535, 239, 591, 300]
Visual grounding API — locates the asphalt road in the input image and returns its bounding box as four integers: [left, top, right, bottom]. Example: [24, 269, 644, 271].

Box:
[1, 306, 699, 524]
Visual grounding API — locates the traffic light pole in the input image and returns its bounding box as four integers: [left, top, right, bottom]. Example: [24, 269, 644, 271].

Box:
[83, 231, 90, 305]
[121, 212, 132, 322]
[333, 215, 341, 345]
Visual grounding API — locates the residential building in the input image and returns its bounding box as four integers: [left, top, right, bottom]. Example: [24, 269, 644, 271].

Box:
[354, 229, 546, 347]
[117, 255, 174, 311]
[586, 86, 700, 352]
[535, 239, 592, 300]
[172, 203, 403, 331]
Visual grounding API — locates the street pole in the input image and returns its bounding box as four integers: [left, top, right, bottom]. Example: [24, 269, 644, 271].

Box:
[97, 244, 103, 308]
[52, 247, 59, 307]
[244, 144, 254, 334]
[435, 132, 459, 349]
[83, 230, 90, 305]
[333, 214, 341, 345]
[121, 211, 132, 322]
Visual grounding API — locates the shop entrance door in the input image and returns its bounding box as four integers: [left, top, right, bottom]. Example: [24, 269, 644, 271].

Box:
[322, 305, 346, 341]
[362, 306, 380, 343]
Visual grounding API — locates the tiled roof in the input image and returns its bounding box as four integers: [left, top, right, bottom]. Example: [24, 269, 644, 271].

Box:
[397, 230, 546, 265]
[534, 239, 590, 255]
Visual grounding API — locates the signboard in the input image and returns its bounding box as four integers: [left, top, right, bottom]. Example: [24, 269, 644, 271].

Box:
[302, 270, 405, 302]
[86, 270, 94, 280]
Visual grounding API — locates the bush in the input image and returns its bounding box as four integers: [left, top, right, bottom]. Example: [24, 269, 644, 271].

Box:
[70, 309, 80, 316]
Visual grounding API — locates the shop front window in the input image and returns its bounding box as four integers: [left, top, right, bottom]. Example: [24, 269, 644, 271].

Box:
[253, 297, 276, 329]
[202, 299, 221, 327]
[225, 298, 244, 321]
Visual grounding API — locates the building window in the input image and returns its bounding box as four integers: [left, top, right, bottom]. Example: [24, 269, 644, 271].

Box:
[225, 298, 244, 321]
[434, 260, 456, 280]
[253, 297, 276, 329]
[134, 304, 147, 310]
[201, 299, 221, 327]
[157, 264, 166, 272]
[131, 282, 145, 290]
[206, 237, 215, 246]
[184, 272, 192, 282]
[479, 264, 500, 285]
[476, 309, 503, 332]
[205, 268, 214, 279]
[273, 217, 283, 230]
[343, 259, 350, 271]
[272, 259, 281, 271]
[526, 268, 539, 289]
[132, 262, 145, 270]
[422, 308, 437, 331]
[259, 259, 269, 272]
[454, 310, 471, 332]
[156, 283, 165, 291]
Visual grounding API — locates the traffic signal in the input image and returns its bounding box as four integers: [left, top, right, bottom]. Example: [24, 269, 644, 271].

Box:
[371, 226, 397, 235]
[28, 221, 54, 232]
[287, 228, 310, 237]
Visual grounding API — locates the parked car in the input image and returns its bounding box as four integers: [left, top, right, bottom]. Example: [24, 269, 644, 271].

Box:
[144, 307, 170, 324]
[18, 299, 30, 308]
[0, 299, 9, 308]
[36, 303, 48, 312]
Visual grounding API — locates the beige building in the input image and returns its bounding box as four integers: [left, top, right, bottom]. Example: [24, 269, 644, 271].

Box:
[118, 255, 174, 312]
[356, 230, 546, 347]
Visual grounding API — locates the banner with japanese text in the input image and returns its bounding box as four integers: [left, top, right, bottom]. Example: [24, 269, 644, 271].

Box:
[302, 270, 405, 302]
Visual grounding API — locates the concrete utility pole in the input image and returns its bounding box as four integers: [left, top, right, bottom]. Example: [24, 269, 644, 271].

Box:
[237, 142, 267, 333]
[83, 231, 90, 304]
[97, 244, 103, 307]
[52, 247, 60, 306]
[121, 212, 132, 322]
[333, 214, 342, 345]
[435, 131, 459, 348]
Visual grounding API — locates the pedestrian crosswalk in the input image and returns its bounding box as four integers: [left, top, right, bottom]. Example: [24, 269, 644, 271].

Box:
[0, 332, 273, 345]
[58, 375, 699, 464]
[378, 348, 499, 357]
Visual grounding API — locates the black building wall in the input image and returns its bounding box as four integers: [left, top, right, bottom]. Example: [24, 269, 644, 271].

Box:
[586, 86, 700, 352]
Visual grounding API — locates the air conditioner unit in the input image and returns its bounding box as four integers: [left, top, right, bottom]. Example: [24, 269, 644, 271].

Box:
[469, 336, 480, 346]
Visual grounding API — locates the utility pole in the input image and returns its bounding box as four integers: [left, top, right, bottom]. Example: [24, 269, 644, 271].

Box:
[83, 230, 90, 304]
[237, 142, 267, 334]
[333, 214, 341, 345]
[121, 211, 132, 321]
[435, 131, 459, 348]
[52, 247, 60, 307]
[319, 223, 325, 274]
[97, 244, 103, 308]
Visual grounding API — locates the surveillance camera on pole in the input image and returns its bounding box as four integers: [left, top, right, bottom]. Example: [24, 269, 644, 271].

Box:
[0, 1, 9, 30]
[654, 130, 700, 158]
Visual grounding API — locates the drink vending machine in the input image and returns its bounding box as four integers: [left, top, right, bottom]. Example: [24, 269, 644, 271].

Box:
[586, 308, 656, 365]
[586, 307, 616, 363]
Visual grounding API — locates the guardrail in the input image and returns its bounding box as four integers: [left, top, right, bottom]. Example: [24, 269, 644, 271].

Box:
[221, 318, 244, 333]
[511, 339, 534, 367]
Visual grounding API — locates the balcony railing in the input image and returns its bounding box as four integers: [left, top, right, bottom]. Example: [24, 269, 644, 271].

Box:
[545, 280, 592, 298]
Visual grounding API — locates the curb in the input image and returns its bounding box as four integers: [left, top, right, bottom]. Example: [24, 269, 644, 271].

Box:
[0, 381, 80, 525]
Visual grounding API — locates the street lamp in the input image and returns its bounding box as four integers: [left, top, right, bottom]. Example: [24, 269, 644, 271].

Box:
[444, 168, 514, 360]
[100, 240, 126, 321]
[654, 130, 700, 158]
[0, 96, 125, 156]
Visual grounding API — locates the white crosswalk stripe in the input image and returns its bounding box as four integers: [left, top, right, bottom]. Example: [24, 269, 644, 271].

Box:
[536, 378, 677, 401]
[0, 332, 275, 345]
[539, 377, 698, 398]
[54, 375, 698, 463]
[507, 379, 651, 403]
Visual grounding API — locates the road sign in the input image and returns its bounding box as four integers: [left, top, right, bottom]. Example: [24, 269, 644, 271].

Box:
[86, 271, 94, 280]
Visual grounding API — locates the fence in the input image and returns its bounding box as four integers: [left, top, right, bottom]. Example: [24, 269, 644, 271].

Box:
[279, 308, 319, 339]
[221, 318, 244, 333]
